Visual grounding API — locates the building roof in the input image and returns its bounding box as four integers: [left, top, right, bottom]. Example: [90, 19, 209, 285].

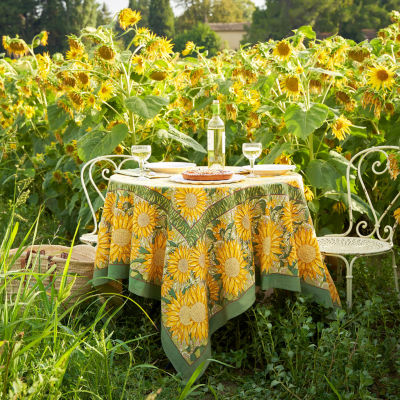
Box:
[208, 22, 250, 32]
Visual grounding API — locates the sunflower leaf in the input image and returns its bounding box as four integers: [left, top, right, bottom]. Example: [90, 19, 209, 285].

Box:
[285, 103, 329, 140]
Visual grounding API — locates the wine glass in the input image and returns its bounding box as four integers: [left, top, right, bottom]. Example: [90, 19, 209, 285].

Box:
[131, 145, 151, 178]
[243, 142, 262, 178]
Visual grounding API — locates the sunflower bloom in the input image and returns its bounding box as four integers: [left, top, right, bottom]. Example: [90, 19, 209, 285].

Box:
[254, 220, 283, 273]
[273, 41, 292, 61]
[119, 8, 142, 30]
[388, 154, 399, 180]
[182, 41, 195, 56]
[216, 241, 248, 297]
[4, 37, 29, 57]
[40, 31, 48, 46]
[98, 81, 114, 101]
[294, 228, 323, 280]
[132, 55, 145, 74]
[304, 186, 314, 202]
[281, 75, 301, 97]
[97, 45, 115, 61]
[331, 115, 351, 140]
[368, 66, 395, 91]
[394, 208, 400, 224]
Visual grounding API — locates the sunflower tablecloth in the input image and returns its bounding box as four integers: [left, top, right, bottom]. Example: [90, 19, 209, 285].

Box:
[93, 172, 340, 379]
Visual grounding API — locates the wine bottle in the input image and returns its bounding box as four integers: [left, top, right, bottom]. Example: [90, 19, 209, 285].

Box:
[207, 100, 225, 169]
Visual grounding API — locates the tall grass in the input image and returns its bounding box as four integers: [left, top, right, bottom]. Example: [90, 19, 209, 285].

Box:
[1, 212, 400, 399]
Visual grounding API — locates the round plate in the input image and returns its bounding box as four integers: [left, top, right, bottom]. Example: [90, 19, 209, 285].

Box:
[170, 174, 246, 185]
[244, 164, 296, 176]
[147, 162, 196, 174]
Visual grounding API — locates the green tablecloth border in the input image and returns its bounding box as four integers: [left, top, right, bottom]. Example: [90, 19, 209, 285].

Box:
[93, 266, 335, 380]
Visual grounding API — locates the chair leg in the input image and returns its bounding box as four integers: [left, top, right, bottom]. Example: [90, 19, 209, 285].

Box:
[392, 251, 400, 300]
[346, 257, 359, 310]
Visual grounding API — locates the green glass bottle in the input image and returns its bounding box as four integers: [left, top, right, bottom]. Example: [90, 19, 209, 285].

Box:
[207, 100, 225, 169]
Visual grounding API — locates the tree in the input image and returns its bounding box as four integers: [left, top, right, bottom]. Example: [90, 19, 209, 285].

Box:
[97, 3, 112, 26]
[244, 0, 341, 43]
[148, 0, 175, 37]
[243, 0, 400, 44]
[0, 0, 40, 43]
[175, 0, 255, 32]
[210, 0, 255, 22]
[174, 22, 221, 56]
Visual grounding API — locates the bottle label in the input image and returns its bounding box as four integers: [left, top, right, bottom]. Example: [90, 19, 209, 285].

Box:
[207, 129, 214, 151]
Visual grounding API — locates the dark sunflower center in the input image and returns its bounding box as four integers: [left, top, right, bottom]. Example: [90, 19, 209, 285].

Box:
[377, 69, 389, 81]
[277, 42, 290, 56]
[286, 77, 299, 92]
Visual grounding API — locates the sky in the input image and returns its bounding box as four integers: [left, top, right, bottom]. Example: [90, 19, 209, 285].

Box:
[103, 0, 265, 18]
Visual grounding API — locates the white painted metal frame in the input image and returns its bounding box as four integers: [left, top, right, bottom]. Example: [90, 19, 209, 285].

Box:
[80, 155, 134, 245]
[317, 146, 400, 308]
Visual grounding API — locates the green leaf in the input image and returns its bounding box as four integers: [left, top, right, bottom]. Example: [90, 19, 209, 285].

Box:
[217, 79, 233, 96]
[306, 159, 339, 190]
[263, 142, 292, 163]
[77, 124, 129, 161]
[285, 103, 329, 140]
[157, 126, 206, 154]
[47, 103, 68, 131]
[294, 25, 316, 39]
[308, 67, 343, 77]
[125, 95, 169, 119]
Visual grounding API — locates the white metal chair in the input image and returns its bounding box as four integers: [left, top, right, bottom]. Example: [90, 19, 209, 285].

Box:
[80, 155, 135, 245]
[317, 146, 400, 308]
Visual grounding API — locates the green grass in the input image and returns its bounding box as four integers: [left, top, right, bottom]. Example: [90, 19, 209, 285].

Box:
[1, 215, 400, 399]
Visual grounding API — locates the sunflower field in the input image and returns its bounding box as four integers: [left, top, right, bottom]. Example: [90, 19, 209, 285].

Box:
[1, 8, 400, 239]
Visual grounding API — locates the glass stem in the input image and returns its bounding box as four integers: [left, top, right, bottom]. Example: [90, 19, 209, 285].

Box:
[250, 158, 255, 175]
[139, 160, 145, 176]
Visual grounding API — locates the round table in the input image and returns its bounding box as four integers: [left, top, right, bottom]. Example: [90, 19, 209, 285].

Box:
[93, 172, 340, 380]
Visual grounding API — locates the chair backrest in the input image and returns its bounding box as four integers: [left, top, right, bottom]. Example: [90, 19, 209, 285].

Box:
[338, 145, 400, 243]
[80, 155, 135, 237]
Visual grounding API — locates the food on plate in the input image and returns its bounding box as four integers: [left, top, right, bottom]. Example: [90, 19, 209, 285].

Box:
[182, 168, 234, 181]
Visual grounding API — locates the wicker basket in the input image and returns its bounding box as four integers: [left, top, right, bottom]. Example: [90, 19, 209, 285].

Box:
[4, 244, 96, 303]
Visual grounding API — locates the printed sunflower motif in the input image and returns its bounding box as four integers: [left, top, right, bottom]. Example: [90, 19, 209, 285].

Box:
[213, 221, 226, 240]
[109, 214, 133, 264]
[143, 233, 166, 284]
[161, 275, 174, 297]
[167, 246, 195, 284]
[281, 201, 301, 232]
[325, 265, 341, 305]
[164, 292, 193, 345]
[254, 220, 283, 273]
[368, 65, 395, 91]
[234, 202, 254, 241]
[294, 228, 324, 281]
[189, 240, 209, 281]
[130, 236, 140, 261]
[95, 222, 111, 268]
[175, 187, 207, 221]
[216, 241, 248, 297]
[102, 192, 116, 223]
[132, 202, 158, 238]
[164, 285, 209, 345]
[286, 236, 297, 268]
[185, 285, 209, 342]
[117, 195, 134, 210]
[206, 273, 220, 302]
